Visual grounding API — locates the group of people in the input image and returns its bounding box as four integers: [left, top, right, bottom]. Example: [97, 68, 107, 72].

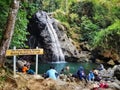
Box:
[17, 60, 105, 83]
[73, 64, 106, 82]
[17, 61, 109, 89]
[43, 65, 70, 80]
[16, 60, 109, 89]
[44, 64, 105, 82]
[17, 61, 35, 75]
[72, 66, 101, 83]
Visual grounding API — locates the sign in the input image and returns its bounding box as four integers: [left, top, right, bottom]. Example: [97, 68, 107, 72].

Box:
[6, 47, 43, 77]
[6, 49, 43, 56]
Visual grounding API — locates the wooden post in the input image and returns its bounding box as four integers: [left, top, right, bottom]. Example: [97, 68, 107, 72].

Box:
[13, 46, 16, 77]
[35, 47, 38, 75]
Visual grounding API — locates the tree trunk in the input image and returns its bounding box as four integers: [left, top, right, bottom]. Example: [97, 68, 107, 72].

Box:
[0, 0, 20, 67]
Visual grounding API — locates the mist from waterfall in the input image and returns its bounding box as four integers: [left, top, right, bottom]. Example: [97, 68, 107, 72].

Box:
[46, 15, 65, 62]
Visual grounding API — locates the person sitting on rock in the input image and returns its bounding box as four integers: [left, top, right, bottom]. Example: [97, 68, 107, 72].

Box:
[88, 70, 95, 81]
[22, 64, 29, 74]
[26, 62, 34, 75]
[45, 66, 58, 80]
[27, 67, 35, 75]
[77, 66, 87, 82]
[93, 69, 101, 82]
[97, 64, 105, 71]
[22, 64, 34, 75]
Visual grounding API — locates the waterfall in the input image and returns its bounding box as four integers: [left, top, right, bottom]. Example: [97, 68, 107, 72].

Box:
[46, 15, 65, 62]
[28, 11, 80, 63]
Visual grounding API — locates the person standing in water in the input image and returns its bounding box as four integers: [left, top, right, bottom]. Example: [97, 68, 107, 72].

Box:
[60, 66, 70, 75]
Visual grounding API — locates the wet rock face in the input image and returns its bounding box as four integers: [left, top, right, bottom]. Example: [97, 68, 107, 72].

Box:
[28, 11, 58, 62]
[28, 11, 47, 37]
[90, 48, 120, 65]
[27, 11, 80, 62]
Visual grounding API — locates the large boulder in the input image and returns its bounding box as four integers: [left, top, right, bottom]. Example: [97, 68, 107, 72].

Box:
[16, 60, 27, 69]
[107, 59, 115, 66]
[113, 65, 120, 80]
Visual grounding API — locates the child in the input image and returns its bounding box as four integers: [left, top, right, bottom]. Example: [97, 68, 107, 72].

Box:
[22, 64, 29, 73]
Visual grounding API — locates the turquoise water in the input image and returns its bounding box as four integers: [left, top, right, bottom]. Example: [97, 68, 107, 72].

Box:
[31, 62, 98, 74]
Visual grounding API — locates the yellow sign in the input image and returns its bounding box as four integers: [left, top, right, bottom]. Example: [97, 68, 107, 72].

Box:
[6, 49, 43, 56]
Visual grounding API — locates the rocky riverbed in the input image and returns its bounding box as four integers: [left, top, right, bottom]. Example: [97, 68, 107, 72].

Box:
[0, 65, 120, 90]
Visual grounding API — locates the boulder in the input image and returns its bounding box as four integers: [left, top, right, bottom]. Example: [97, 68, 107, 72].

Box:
[107, 59, 115, 66]
[114, 65, 120, 80]
[108, 82, 120, 90]
[16, 60, 27, 69]
[27, 11, 81, 62]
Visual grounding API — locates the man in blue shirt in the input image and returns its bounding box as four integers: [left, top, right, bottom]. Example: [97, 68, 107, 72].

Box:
[46, 66, 58, 80]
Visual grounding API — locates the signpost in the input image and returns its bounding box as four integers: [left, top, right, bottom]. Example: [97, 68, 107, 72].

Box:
[6, 46, 44, 77]
[6, 48, 43, 56]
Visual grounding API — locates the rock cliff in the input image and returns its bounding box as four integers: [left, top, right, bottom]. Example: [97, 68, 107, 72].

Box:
[27, 11, 81, 62]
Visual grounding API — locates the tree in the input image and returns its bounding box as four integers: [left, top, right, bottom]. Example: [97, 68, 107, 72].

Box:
[0, 0, 20, 67]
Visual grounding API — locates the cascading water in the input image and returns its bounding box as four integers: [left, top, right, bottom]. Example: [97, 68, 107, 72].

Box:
[27, 11, 67, 62]
[28, 11, 80, 62]
[46, 15, 65, 62]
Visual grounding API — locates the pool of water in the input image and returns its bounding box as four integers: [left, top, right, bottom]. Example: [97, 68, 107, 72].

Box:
[31, 62, 98, 74]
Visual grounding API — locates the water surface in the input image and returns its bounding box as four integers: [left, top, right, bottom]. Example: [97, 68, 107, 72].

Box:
[31, 62, 98, 74]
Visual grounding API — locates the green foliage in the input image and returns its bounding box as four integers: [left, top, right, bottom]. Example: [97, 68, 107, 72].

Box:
[111, 6, 120, 19]
[69, 1, 94, 17]
[68, 13, 81, 40]
[0, 76, 6, 82]
[0, 29, 3, 39]
[0, 0, 11, 39]
[42, 0, 61, 12]
[0, 68, 6, 82]
[92, 2, 113, 28]
[80, 16, 99, 43]
[21, 2, 39, 19]
[67, 0, 120, 51]
[69, 13, 79, 24]
[0, 0, 11, 26]
[0, 1, 29, 48]
[93, 20, 120, 50]
[0, 0, 120, 51]
[53, 9, 72, 37]
[53, 9, 68, 22]
[10, 5, 29, 48]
